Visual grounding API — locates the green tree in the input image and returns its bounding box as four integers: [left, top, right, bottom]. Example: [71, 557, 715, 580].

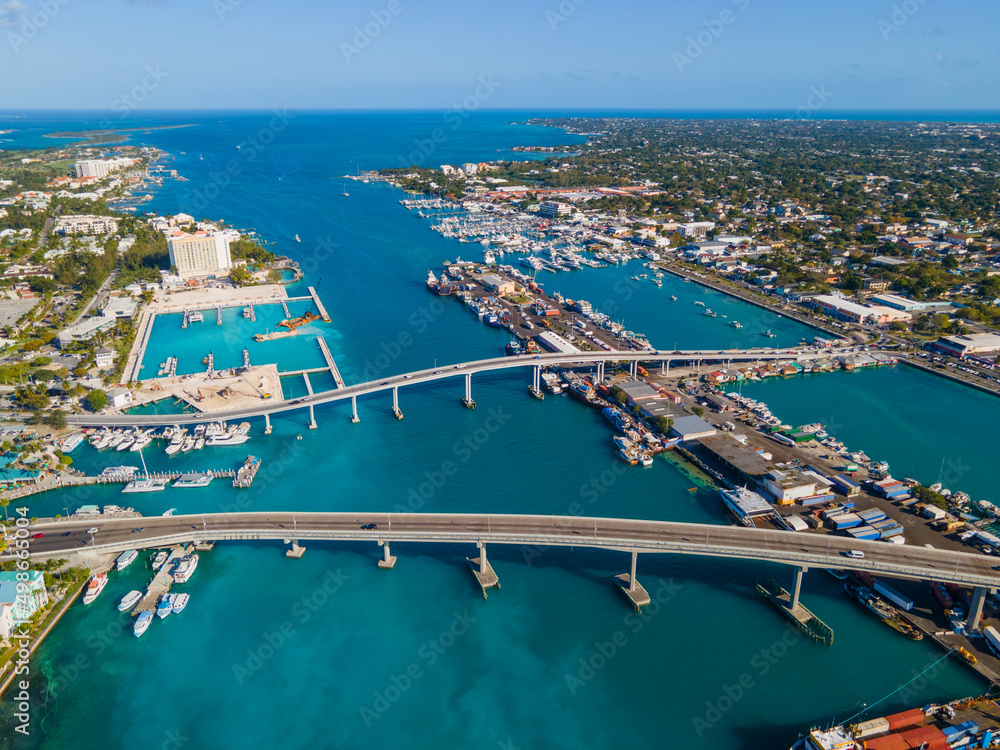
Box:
[15, 384, 50, 410]
[85, 389, 107, 412]
[45, 409, 67, 429]
[692, 406, 705, 417]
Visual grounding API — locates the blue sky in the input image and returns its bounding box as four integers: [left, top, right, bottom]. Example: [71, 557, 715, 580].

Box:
[1, 0, 998, 110]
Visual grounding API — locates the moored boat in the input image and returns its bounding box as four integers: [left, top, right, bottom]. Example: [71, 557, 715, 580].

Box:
[133, 610, 153, 637]
[82, 573, 108, 605]
[116, 549, 138, 571]
[118, 590, 142, 612]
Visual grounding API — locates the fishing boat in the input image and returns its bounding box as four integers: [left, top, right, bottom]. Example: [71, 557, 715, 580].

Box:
[133, 611, 153, 637]
[703, 309, 717, 317]
[729, 321, 743, 329]
[118, 590, 142, 612]
[762, 329, 777, 338]
[844, 582, 923, 640]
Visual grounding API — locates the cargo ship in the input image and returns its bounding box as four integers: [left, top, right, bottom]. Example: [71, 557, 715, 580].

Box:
[843, 582, 923, 640]
[278, 312, 321, 330]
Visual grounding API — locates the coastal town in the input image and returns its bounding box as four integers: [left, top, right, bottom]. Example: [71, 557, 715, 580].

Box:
[2, 118, 1000, 749]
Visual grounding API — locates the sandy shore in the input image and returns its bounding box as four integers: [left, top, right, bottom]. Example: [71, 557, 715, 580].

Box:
[147, 283, 288, 313]
[126, 363, 284, 413]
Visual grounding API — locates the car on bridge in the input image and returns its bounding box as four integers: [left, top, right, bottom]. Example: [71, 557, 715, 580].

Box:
[361, 523, 377, 530]
[841, 550, 865, 559]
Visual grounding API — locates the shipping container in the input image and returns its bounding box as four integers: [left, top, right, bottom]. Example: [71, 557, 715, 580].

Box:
[831, 475, 861, 496]
[857, 508, 888, 523]
[884, 709, 924, 732]
[800, 493, 835, 507]
[829, 512, 863, 530]
[862, 734, 908, 750]
[878, 525, 905, 539]
[874, 581, 914, 611]
[854, 717, 890, 739]
[846, 526, 880, 540]
[871, 518, 897, 530]
[772, 433, 795, 447]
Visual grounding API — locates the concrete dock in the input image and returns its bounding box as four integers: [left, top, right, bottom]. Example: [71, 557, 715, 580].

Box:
[467, 545, 500, 599]
[308, 286, 331, 322]
[316, 337, 345, 388]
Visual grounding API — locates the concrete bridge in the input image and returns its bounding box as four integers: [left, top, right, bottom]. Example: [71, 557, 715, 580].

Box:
[17, 511, 999, 626]
[70, 347, 853, 428]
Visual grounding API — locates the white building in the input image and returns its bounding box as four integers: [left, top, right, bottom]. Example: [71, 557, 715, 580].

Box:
[0, 603, 13, 642]
[676, 222, 717, 238]
[108, 387, 133, 409]
[166, 231, 234, 277]
[462, 163, 478, 175]
[74, 157, 135, 179]
[56, 315, 118, 348]
[95, 347, 115, 369]
[0, 571, 49, 624]
[538, 201, 571, 218]
[54, 215, 119, 235]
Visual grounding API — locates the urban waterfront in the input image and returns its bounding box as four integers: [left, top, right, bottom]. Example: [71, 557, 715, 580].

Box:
[2, 112, 998, 748]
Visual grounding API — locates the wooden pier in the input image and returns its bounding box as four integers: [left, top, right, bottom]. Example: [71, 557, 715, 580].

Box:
[133, 547, 185, 616]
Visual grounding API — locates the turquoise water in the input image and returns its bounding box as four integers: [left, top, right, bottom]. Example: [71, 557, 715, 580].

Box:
[0, 113, 991, 749]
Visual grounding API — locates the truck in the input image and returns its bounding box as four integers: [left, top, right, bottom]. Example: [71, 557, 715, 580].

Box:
[984, 625, 1000, 656]
[874, 580, 914, 611]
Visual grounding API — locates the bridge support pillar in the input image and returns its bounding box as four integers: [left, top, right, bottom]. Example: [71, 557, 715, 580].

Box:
[597, 361, 605, 382]
[967, 586, 992, 631]
[467, 542, 499, 599]
[461, 373, 476, 409]
[350, 396, 359, 424]
[615, 550, 651, 610]
[392, 387, 403, 420]
[378, 541, 397, 569]
[529, 366, 544, 399]
[264, 413, 272, 435]
[309, 404, 318, 430]
[790, 566, 805, 611]
[629, 360, 638, 378]
[286, 539, 305, 558]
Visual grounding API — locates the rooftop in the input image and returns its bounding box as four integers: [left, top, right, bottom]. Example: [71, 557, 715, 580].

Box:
[698, 434, 770, 476]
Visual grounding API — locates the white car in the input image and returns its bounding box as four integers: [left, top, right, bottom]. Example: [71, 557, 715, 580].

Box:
[841, 550, 865, 559]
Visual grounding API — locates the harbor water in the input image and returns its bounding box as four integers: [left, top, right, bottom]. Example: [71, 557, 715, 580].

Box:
[0, 112, 993, 749]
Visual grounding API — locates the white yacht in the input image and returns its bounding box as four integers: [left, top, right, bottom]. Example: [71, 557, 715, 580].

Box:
[122, 477, 168, 494]
[116, 434, 136, 451]
[133, 611, 153, 637]
[118, 590, 142, 612]
[171, 593, 189, 614]
[130, 433, 153, 452]
[151, 550, 169, 571]
[180, 437, 195, 453]
[116, 550, 138, 571]
[173, 473, 213, 488]
[172, 554, 199, 583]
[82, 573, 109, 605]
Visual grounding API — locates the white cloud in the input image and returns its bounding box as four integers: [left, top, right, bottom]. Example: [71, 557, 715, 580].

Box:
[0, 0, 26, 28]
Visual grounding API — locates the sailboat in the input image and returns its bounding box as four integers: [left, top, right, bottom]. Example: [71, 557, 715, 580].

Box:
[343, 179, 349, 197]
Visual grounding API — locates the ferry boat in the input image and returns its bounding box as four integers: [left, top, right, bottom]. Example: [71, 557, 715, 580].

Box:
[122, 477, 168, 494]
[82, 573, 109, 605]
[171, 593, 189, 614]
[118, 590, 142, 612]
[703, 309, 717, 317]
[720, 487, 773, 528]
[173, 473, 213, 488]
[172, 554, 199, 583]
[155, 594, 174, 619]
[116, 549, 138, 571]
[59, 433, 85, 452]
[133, 610, 153, 637]
[151, 550, 169, 571]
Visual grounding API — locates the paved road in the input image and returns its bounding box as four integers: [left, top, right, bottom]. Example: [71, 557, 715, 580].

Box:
[17, 512, 1000, 588]
[71, 270, 118, 326]
[68, 346, 856, 427]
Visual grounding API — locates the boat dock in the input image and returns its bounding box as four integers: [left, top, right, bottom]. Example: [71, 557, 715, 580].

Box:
[280, 299, 291, 318]
[233, 456, 261, 488]
[216, 306, 223, 325]
[308, 286, 331, 322]
[133, 547, 185, 616]
[91, 468, 237, 485]
[756, 577, 835, 646]
[317, 337, 344, 387]
[303, 372, 314, 395]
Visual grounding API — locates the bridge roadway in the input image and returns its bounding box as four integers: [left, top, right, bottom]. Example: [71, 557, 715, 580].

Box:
[18, 512, 1000, 589]
[68, 347, 850, 427]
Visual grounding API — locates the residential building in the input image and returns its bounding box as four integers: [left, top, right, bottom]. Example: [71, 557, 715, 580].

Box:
[167, 231, 233, 277]
[0, 603, 13, 642]
[538, 201, 571, 218]
[54, 215, 119, 235]
[95, 347, 115, 368]
[0, 570, 49, 623]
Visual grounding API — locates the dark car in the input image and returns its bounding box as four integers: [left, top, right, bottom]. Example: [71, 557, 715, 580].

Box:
[361, 523, 378, 530]
[61, 531, 72, 537]
[132, 527, 145, 533]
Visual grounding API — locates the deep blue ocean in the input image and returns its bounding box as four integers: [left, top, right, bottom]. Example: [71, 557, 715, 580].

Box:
[1, 111, 997, 750]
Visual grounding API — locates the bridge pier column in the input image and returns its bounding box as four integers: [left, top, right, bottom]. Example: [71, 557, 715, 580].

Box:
[630, 360, 638, 378]
[378, 541, 397, 569]
[264, 413, 272, 435]
[529, 366, 544, 399]
[967, 586, 992, 631]
[462, 373, 476, 409]
[790, 566, 805, 611]
[467, 542, 499, 598]
[615, 550, 651, 610]
[286, 539, 305, 558]
[350, 395, 359, 424]
[392, 387, 403, 420]
[309, 404, 318, 430]
[597, 361, 605, 382]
